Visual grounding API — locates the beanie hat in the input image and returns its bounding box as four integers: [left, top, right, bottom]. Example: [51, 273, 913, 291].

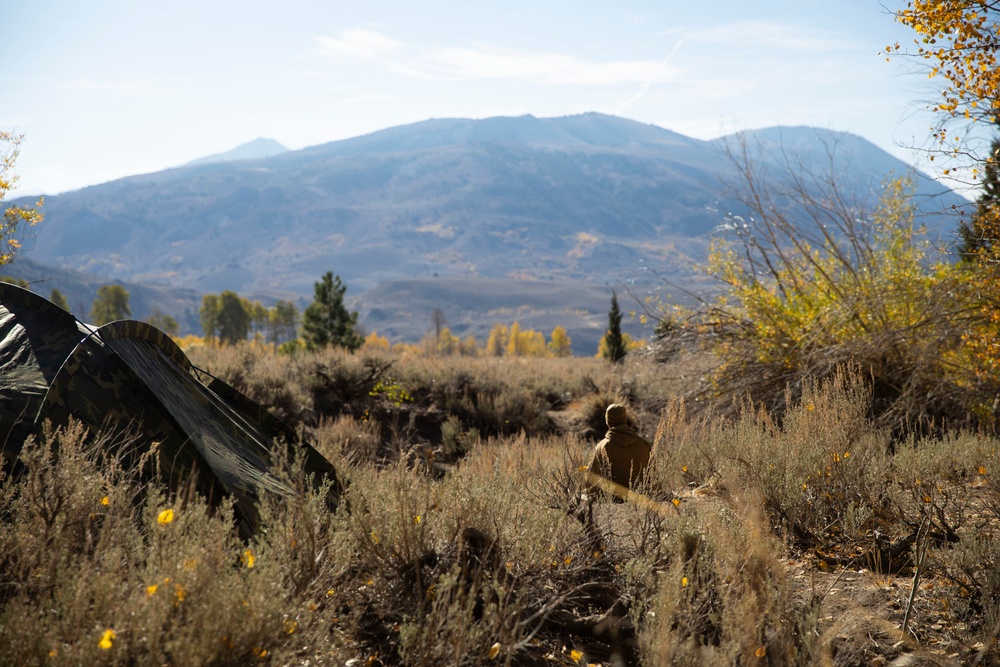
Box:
[605, 403, 627, 428]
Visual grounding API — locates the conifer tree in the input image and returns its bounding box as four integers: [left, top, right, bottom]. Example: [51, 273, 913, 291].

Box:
[302, 271, 362, 351]
[601, 291, 627, 363]
[958, 128, 1000, 260]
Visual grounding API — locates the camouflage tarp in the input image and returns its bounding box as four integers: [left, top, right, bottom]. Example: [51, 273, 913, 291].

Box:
[0, 283, 340, 537]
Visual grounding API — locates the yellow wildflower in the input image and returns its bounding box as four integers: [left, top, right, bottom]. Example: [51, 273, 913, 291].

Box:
[100, 496, 109, 506]
[146, 584, 158, 597]
[98, 629, 115, 650]
[157, 509, 174, 525]
[681, 577, 688, 587]
[242, 549, 255, 568]
[570, 649, 584, 661]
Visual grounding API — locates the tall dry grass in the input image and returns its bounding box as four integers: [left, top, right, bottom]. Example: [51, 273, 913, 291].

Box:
[3, 349, 1000, 665]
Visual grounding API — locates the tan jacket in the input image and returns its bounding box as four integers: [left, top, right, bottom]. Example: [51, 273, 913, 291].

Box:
[587, 424, 652, 490]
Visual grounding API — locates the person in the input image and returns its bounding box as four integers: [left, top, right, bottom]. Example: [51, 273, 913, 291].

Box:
[586, 403, 652, 496]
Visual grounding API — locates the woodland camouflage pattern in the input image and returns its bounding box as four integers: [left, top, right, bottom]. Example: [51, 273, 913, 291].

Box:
[0, 283, 340, 537]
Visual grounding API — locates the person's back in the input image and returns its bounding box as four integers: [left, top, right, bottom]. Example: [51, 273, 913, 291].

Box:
[586, 403, 652, 494]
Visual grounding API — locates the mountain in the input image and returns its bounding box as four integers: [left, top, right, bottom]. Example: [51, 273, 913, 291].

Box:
[12, 113, 970, 349]
[353, 277, 652, 356]
[0, 257, 203, 331]
[183, 138, 289, 167]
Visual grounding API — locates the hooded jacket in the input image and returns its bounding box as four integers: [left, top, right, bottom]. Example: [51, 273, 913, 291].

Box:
[587, 404, 652, 491]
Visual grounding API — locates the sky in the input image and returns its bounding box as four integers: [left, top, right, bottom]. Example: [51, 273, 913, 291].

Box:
[2, 0, 946, 197]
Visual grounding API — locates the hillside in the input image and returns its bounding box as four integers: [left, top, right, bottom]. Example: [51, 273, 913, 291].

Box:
[0, 257, 203, 331]
[11, 113, 969, 347]
[354, 277, 654, 356]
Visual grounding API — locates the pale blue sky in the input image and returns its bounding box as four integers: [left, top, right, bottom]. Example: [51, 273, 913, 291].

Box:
[3, 0, 939, 196]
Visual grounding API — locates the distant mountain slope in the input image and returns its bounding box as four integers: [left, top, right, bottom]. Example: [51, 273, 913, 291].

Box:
[13, 113, 970, 345]
[183, 138, 289, 167]
[0, 257, 203, 331]
[354, 277, 651, 356]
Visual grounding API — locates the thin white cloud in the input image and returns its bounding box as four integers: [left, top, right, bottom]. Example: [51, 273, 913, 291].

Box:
[315, 28, 402, 59]
[408, 45, 680, 86]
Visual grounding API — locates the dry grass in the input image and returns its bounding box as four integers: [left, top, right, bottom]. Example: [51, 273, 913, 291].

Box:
[2, 349, 1000, 665]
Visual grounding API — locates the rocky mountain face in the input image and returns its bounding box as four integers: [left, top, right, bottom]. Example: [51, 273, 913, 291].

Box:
[7, 113, 968, 352]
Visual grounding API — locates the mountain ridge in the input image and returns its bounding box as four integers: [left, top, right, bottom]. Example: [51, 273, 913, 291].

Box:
[183, 137, 289, 167]
[9, 113, 970, 349]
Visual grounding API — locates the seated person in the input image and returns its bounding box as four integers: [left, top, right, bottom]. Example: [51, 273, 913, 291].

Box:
[586, 403, 652, 496]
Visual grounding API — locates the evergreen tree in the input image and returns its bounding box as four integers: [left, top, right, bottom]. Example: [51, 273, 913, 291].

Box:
[958, 126, 1000, 259]
[601, 291, 627, 363]
[49, 288, 69, 311]
[302, 271, 362, 351]
[90, 285, 131, 325]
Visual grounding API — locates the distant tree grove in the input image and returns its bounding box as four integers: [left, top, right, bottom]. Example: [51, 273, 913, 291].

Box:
[406, 322, 576, 358]
[200, 292, 300, 347]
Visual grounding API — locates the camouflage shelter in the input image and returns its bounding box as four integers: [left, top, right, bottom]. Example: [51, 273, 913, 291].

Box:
[0, 283, 339, 536]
